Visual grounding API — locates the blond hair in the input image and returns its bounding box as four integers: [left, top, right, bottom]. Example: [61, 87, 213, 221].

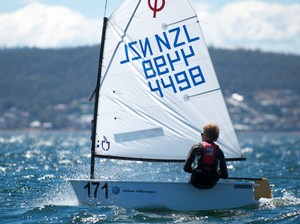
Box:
[202, 122, 220, 141]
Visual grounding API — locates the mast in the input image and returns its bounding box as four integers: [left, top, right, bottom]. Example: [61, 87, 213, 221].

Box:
[90, 17, 108, 179]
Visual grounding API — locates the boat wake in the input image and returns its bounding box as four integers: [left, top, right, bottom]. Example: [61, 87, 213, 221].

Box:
[258, 190, 300, 210]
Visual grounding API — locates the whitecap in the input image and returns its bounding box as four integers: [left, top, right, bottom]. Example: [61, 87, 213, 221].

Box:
[38, 174, 55, 180]
[241, 147, 253, 154]
[59, 160, 72, 165]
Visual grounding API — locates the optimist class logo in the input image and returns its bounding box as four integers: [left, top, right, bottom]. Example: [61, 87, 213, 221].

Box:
[148, 0, 165, 18]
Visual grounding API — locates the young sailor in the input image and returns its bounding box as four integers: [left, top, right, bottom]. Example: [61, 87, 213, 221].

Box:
[184, 122, 228, 189]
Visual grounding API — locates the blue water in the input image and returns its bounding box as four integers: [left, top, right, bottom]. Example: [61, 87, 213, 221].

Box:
[0, 131, 299, 223]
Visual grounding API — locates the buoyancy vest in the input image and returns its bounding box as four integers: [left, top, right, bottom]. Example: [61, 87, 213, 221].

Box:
[197, 141, 218, 172]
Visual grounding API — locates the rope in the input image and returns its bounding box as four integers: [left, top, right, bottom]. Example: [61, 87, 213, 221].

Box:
[104, 0, 108, 17]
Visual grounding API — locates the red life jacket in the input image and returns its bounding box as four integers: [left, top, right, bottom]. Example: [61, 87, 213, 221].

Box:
[198, 141, 218, 172]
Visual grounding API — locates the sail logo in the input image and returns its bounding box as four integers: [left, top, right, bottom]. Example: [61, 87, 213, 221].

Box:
[148, 0, 165, 18]
[120, 24, 206, 97]
[100, 136, 110, 151]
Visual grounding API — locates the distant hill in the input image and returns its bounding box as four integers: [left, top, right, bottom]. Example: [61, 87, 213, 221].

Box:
[0, 46, 299, 130]
[0, 46, 98, 113]
[209, 48, 300, 98]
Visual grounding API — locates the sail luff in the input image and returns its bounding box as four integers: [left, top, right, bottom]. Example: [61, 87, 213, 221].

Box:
[90, 17, 108, 179]
[99, 0, 142, 90]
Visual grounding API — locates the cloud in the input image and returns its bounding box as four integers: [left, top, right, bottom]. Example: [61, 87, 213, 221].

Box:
[196, 1, 300, 55]
[0, 1, 299, 55]
[0, 3, 101, 48]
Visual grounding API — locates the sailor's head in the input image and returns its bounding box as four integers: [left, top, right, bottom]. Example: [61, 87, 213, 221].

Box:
[201, 122, 220, 141]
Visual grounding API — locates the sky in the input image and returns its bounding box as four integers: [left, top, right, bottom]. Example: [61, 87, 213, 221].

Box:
[0, 0, 299, 55]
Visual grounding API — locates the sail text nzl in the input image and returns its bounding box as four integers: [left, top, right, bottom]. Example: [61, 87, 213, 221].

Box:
[120, 24, 206, 97]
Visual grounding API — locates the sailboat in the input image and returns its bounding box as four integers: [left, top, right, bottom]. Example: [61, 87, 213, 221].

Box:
[69, 0, 272, 211]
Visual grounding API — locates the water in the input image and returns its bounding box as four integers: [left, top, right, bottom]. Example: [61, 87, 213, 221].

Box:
[0, 131, 299, 223]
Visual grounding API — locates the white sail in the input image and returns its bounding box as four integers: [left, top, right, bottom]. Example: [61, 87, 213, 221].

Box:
[95, 0, 242, 161]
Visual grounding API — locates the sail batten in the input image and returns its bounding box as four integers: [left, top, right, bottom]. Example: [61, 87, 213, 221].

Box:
[94, 0, 242, 161]
[187, 88, 221, 99]
[163, 15, 197, 28]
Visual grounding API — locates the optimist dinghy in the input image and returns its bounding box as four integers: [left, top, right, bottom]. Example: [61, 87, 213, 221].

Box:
[69, 0, 272, 211]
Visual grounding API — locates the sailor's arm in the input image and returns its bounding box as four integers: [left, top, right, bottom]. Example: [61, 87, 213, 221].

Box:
[218, 149, 228, 179]
[183, 145, 197, 173]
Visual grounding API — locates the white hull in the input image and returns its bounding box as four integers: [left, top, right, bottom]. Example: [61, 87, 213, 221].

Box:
[68, 179, 257, 211]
